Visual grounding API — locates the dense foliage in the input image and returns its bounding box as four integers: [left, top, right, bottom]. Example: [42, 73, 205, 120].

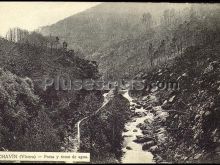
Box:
[131, 40, 220, 163]
[80, 93, 130, 163]
[0, 36, 103, 153]
[0, 68, 59, 151]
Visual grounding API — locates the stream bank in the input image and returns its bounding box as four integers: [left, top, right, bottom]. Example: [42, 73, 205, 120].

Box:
[121, 91, 155, 163]
[121, 90, 172, 163]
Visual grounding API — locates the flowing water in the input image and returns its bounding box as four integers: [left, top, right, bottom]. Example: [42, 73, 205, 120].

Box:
[121, 90, 155, 163]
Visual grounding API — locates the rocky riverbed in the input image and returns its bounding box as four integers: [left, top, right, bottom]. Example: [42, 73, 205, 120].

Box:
[121, 90, 171, 163]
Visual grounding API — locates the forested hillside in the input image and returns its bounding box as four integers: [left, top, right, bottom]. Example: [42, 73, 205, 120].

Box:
[0, 68, 59, 152]
[0, 36, 129, 163]
[128, 39, 220, 163]
[0, 2, 220, 164]
[0, 37, 101, 151]
[91, 4, 220, 79]
[39, 3, 219, 80]
[39, 3, 189, 55]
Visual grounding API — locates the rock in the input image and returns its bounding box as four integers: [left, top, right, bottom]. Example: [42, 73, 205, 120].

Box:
[144, 119, 149, 124]
[142, 130, 149, 135]
[132, 100, 137, 103]
[140, 124, 148, 130]
[131, 113, 137, 118]
[135, 112, 145, 117]
[162, 100, 168, 105]
[136, 123, 143, 128]
[143, 104, 148, 109]
[123, 135, 132, 138]
[149, 145, 158, 153]
[133, 129, 138, 132]
[123, 128, 129, 132]
[204, 64, 214, 74]
[145, 105, 152, 110]
[155, 155, 163, 163]
[150, 109, 154, 113]
[135, 104, 142, 109]
[126, 146, 132, 150]
[161, 102, 172, 110]
[142, 95, 150, 101]
[130, 103, 136, 107]
[130, 107, 135, 111]
[142, 141, 156, 150]
[137, 101, 142, 105]
[133, 135, 153, 143]
[132, 118, 137, 122]
[194, 153, 202, 159]
[168, 95, 176, 103]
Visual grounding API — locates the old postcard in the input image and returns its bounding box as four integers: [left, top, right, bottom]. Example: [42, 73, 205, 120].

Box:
[0, 1, 219, 164]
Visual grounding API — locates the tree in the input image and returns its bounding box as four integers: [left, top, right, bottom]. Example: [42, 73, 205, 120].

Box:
[55, 36, 60, 49]
[49, 34, 55, 54]
[160, 39, 166, 57]
[163, 9, 170, 26]
[148, 43, 154, 66]
[142, 12, 153, 30]
[170, 37, 177, 56]
[169, 9, 176, 26]
[0, 68, 60, 151]
[63, 41, 68, 51]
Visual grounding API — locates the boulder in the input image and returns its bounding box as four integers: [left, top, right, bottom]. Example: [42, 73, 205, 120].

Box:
[133, 129, 138, 132]
[140, 124, 148, 130]
[133, 135, 153, 143]
[136, 123, 143, 128]
[132, 100, 138, 103]
[123, 128, 129, 132]
[149, 145, 158, 153]
[130, 103, 136, 107]
[142, 102, 147, 106]
[130, 107, 135, 111]
[144, 119, 149, 124]
[161, 102, 172, 110]
[131, 118, 137, 122]
[142, 95, 150, 101]
[136, 101, 141, 105]
[150, 109, 154, 113]
[123, 135, 132, 138]
[126, 146, 132, 150]
[135, 112, 145, 117]
[142, 141, 156, 151]
[145, 105, 153, 110]
[142, 130, 149, 135]
[155, 155, 163, 163]
[135, 104, 142, 109]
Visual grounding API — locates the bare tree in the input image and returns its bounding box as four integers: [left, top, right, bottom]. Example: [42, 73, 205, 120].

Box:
[148, 43, 154, 66]
[142, 12, 153, 31]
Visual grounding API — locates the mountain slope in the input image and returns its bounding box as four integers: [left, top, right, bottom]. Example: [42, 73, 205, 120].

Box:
[0, 37, 103, 152]
[39, 2, 189, 55]
[130, 39, 220, 163]
[40, 3, 219, 80]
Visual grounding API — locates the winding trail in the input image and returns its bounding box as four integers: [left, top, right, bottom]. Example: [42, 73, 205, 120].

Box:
[72, 90, 114, 152]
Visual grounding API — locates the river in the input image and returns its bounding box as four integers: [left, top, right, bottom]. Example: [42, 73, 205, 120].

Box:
[121, 90, 155, 163]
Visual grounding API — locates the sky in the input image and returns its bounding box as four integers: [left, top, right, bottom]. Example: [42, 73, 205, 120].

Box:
[0, 2, 101, 37]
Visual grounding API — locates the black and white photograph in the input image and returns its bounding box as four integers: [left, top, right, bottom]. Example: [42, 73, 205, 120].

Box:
[0, 1, 219, 163]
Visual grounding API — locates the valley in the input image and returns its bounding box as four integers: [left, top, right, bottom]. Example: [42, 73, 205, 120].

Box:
[0, 2, 219, 164]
